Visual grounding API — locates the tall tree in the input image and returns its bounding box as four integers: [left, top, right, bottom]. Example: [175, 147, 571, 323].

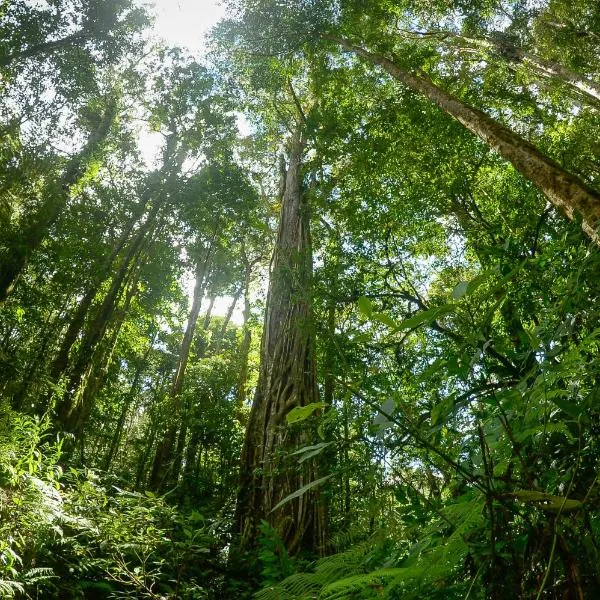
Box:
[236, 125, 326, 554]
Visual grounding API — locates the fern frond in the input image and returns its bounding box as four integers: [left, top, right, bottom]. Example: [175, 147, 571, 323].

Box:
[0, 579, 25, 597]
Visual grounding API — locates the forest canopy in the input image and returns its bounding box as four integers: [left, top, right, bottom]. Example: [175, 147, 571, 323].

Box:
[1, 0, 599, 598]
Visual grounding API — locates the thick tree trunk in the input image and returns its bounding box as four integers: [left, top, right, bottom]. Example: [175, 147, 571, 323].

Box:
[0, 98, 117, 301]
[326, 35, 600, 243]
[235, 130, 325, 554]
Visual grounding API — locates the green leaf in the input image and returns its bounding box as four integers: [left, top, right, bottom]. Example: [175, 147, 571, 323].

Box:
[270, 476, 332, 513]
[547, 394, 585, 419]
[372, 311, 398, 328]
[507, 490, 583, 513]
[290, 442, 334, 463]
[452, 281, 469, 299]
[357, 296, 373, 318]
[394, 304, 454, 332]
[286, 402, 326, 425]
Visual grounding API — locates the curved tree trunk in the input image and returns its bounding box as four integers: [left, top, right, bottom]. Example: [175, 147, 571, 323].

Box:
[326, 35, 600, 243]
[235, 129, 326, 555]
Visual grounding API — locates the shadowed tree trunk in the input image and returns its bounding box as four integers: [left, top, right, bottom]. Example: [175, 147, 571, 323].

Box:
[235, 129, 326, 555]
[235, 253, 255, 422]
[325, 35, 600, 243]
[53, 217, 153, 430]
[148, 240, 215, 491]
[63, 260, 142, 436]
[0, 97, 117, 301]
[45, 208, 144, 393]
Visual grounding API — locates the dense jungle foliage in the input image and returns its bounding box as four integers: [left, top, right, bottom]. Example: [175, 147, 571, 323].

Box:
[1, 0, 600, 598]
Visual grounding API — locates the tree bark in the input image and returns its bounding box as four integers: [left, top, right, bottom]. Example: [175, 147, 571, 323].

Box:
[148, 243, 214, 491]
[235, 255, 254, 421]
[324, 35, 600, 243]
[235, 129, 326, 554]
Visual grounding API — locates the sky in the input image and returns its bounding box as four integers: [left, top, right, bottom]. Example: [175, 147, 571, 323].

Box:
[147, 0, 247, 325]
[151, 0, 227, 54]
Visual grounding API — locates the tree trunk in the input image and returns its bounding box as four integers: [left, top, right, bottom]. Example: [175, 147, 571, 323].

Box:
[213, 287, 242, 353]
[65, 262, 141, 437]
[103, 335, 154, 471]
[148, 243, 214, 491]
[54, 226, 150, 431]
[235, 256, 254, 421]
[235, 130, 325, 555]
[432, 31, 600, 104]
[0, 97, 117, 301]
[325, 35, 600, 243]
[46, 213, 141, 391]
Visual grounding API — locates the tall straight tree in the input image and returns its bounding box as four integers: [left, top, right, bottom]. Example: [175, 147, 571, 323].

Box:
[223, 0, 600, 242]
[235, 126, 326, 554]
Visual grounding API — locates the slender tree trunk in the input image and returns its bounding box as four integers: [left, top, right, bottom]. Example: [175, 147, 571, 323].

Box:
[103, 336, 154, 471]
[213, 287, 242, 353]
[171, 289, 217, 486]
[235, 256, 254, 420]
[235, 129, 326, 554]
[135, 421, 158, 491]
[46, 213, 142, 390]
[431, 31, 600, 104]
[325, 35, 600, 242]
[516, 49, 600, 103]
[149, 243, 214, 490]
[54, 227, 150, 431]
[66, 263, 141, 437]
[0, 97, 117, 301]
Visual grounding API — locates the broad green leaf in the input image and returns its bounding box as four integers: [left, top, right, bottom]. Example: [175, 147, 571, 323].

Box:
[372, 311, 398, 328]
[291, 442, 334, 463]
[452, 281, 469, 299]
[357, 296, 373, 318]
[270, 476, 332, 513]
[286, 402, 326, 425]
[394, 304, 454, 332]
[547, 395, 585, 419]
